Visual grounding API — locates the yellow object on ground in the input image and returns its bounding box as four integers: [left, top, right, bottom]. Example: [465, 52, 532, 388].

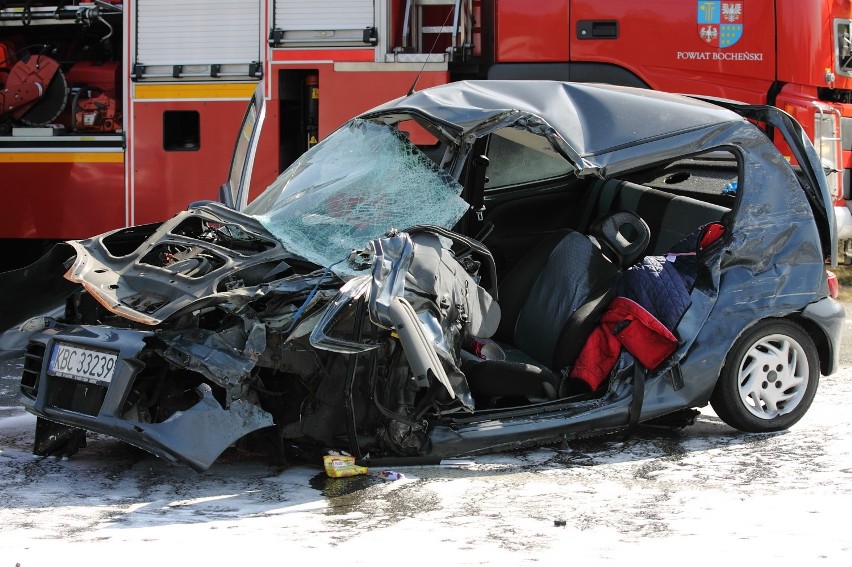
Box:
[323, 454, 369, 478]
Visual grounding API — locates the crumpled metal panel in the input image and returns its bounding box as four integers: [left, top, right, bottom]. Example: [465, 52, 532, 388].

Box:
[365, 81, 744, 164]
[405, 231, 500, 338]
[62, 203, 288, 326]
[135, 384, 274, 472]
[366, 230, 501, 411]
[155, 322, 266, 390]
[368, 231, 413, 329]
[20, 325, 274, 472]
[366, 231, 459, 402]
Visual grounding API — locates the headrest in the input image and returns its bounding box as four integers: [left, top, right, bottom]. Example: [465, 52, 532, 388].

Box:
[589, 211, 650, 268]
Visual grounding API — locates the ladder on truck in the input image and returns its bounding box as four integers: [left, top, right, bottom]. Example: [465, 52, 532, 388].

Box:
[399, 0, 473, 61]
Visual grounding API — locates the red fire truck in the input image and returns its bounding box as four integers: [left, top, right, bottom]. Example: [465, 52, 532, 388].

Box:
[1, 0, 851, 269]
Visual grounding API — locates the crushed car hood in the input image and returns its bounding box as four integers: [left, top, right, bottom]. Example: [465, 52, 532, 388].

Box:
[63, 203, 291, 326]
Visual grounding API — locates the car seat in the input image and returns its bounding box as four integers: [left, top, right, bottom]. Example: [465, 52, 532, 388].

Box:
[463, 211, 650, 404]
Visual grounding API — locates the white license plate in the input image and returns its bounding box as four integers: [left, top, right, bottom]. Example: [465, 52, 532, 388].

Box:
[48, 343, 118, 384]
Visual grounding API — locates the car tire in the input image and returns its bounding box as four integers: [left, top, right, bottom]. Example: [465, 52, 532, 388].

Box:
[709, 319, 819, 433]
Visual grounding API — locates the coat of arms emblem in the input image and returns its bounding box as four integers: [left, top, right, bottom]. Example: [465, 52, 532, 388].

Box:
[697, 1, 744, 48]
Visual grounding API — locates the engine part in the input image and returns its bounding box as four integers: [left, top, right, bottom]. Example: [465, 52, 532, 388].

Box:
[72, 86, 119, 132]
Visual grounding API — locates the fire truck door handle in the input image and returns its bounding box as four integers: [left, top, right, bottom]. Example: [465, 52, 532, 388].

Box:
[576, 20, 619, 40]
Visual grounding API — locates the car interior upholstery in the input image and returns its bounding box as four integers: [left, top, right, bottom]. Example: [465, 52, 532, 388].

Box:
[463, 211, 651, 405]
[576, 179, 730, 254]
[460, 148, 737, 407]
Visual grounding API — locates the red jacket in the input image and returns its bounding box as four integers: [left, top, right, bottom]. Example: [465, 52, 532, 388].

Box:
[570, 296, 678, 391]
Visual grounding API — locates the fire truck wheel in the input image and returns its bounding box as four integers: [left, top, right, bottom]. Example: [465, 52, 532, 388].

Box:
[710, 320, 819, 433]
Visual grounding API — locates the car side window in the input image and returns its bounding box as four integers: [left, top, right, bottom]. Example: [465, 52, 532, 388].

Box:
[484, 131, 574, 191]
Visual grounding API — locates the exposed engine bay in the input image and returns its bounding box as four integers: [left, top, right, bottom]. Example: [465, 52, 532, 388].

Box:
[18, 201, 498, 470]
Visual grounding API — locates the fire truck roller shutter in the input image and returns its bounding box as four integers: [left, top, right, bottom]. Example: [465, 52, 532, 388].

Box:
[135, 0, 262, 80]
[272, 0, 376, 47]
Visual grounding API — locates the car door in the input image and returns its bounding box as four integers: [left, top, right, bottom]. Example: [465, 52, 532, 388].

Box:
[220, 82, 267, 212]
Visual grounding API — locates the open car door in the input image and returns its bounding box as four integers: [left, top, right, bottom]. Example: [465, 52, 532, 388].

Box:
[220, 82, 266, 211]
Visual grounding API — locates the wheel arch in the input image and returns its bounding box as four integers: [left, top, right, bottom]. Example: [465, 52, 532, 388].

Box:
[715, 309, 837, 378]
[788, 312, 835, 376]
[794, 296, 844, 376]
[712, 315, 824, 393]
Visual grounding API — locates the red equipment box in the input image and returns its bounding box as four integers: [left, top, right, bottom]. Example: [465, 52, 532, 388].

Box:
[65, 61, 121, 101]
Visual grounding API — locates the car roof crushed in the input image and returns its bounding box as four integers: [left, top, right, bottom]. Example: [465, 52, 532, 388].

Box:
[367, 80, 744, 158]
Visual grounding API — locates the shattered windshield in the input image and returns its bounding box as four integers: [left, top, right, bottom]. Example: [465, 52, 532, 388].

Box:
[244, 119, 469, 274]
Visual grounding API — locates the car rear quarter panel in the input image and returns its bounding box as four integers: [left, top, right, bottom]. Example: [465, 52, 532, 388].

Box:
[666, 123, 832, 409]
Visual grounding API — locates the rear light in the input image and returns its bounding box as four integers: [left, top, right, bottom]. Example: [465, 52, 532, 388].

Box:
[827, 270, 840, 299]
[814, 106, 844, 200]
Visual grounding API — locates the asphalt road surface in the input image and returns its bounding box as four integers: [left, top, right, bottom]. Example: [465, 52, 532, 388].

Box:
[1, 310, 851, 566]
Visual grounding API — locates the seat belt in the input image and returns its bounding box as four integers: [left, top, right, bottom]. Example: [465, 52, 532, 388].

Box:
[579, 179, 623, 233]
[578, 179, 605, 232]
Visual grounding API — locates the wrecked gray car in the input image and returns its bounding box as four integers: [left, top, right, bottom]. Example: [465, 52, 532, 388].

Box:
[0, 81, 843, 471]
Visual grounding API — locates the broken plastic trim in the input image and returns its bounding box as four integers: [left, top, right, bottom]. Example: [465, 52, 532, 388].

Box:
[309, 275, 379, 354]
[366, 232, 456, 399]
